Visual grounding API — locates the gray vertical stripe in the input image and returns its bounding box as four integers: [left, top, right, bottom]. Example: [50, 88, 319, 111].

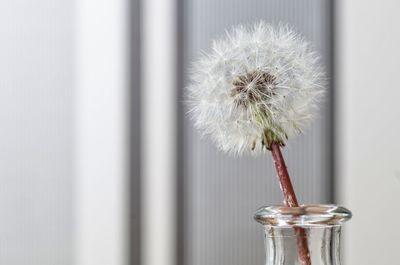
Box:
[130, 0, 141, 264]
[179, 1, 333, 265]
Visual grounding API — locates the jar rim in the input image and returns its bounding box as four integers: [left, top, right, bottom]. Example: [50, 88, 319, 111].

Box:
[254, 204, 352, 227]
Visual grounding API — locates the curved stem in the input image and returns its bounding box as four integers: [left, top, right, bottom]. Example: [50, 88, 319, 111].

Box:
[270, 142, 311, 265]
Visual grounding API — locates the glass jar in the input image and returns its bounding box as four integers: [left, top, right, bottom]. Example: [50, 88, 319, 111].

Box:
[254, 204, 352, 265]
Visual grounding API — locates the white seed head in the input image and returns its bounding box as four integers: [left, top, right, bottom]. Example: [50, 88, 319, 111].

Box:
[186, 21, 325, 155]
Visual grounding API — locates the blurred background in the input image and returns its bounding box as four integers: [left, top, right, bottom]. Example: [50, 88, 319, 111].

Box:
[0, 0, 399, 265]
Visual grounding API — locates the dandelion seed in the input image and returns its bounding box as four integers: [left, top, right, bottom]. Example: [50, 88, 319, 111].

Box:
[186, 21, 325, 155]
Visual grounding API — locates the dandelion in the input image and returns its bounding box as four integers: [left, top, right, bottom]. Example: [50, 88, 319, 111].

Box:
[187, 22, 324, 155]
[186, 21, 326, 265]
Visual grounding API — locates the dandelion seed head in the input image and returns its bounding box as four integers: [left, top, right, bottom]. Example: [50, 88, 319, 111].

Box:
[186, 21, 326, 155]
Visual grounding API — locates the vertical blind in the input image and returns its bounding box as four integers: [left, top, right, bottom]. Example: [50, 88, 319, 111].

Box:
[179, 1, 333, 265]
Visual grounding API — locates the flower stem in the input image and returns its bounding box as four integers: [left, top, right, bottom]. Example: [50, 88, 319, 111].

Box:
[270, 142, 312, 265]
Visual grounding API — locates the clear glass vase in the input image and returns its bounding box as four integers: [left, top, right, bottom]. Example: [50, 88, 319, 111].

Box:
[254, 204, 352, 265]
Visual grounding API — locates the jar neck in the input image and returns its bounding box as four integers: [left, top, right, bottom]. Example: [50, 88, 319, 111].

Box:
[264, 225, 343, 265]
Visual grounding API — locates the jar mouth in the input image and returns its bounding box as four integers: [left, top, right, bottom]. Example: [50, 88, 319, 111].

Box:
[254, 204, 352, 227]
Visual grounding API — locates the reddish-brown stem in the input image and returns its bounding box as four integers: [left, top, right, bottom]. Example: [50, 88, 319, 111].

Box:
[270, 142, 311, 265]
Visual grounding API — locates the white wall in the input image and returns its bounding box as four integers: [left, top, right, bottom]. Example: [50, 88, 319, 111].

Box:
[75, 0, 130, 264]
[337, 0, 400, 263]
[0, 1, 74, 264]
[0, 0, 130, 264]
[141, 1, 177, 265]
